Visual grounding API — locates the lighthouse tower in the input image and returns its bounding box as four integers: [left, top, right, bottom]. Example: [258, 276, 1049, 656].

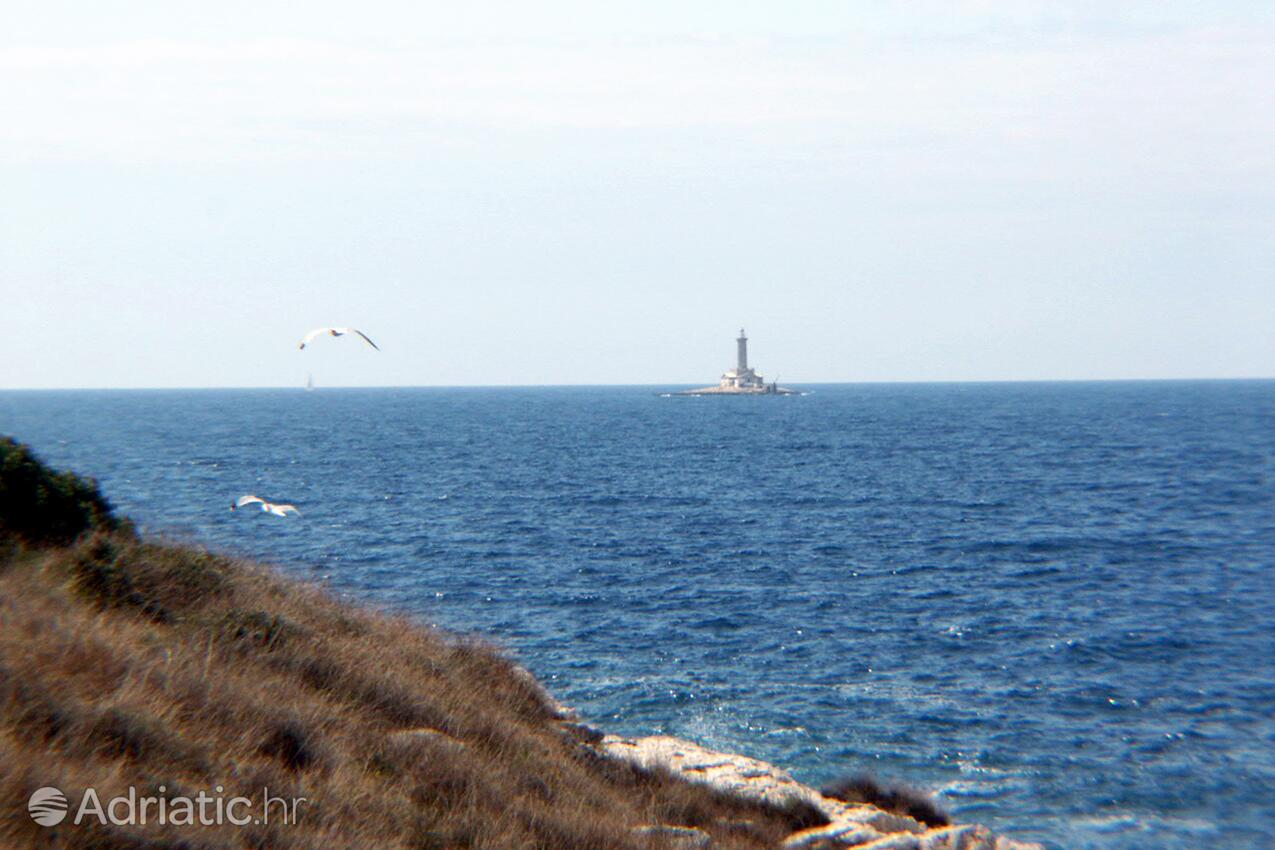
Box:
[719, 328, 765, 389]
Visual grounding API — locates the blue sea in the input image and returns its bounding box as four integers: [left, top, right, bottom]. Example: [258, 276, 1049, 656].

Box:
[2, 382, 1272, 849]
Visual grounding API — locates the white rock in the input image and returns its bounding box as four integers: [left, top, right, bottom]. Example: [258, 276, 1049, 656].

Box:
[601, 734, 1043, 850]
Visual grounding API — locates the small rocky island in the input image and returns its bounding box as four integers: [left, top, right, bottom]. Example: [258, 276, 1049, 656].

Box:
[676, 329, 798, 395]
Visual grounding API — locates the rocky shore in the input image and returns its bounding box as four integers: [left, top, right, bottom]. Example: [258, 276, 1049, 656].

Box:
[600, 735, 1041, 850]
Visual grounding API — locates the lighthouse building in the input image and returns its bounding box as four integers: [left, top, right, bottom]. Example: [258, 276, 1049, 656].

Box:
[673, 328, 795, 395]
[718, 329, 767, 389]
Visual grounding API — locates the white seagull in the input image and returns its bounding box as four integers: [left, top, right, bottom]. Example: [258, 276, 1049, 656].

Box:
[232, 495, 301, 517]
[298, 327, 380, 351]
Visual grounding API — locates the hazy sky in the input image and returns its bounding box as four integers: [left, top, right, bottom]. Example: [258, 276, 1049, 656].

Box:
[2, 2, 1272, 388]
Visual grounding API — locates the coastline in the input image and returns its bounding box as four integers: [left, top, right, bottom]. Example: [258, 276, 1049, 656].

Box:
[0, 439, 1041, 849]
[0, 533, 1042, 850]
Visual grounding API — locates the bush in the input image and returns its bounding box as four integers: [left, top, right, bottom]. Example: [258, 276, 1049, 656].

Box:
[821, 773, 950, 827]
[0, 436, 121, 546]
[68, 535, 229, 622]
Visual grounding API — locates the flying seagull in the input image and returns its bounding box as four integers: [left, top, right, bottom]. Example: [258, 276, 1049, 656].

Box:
[298, 327, 380, 351]
[232, 495, 301, 517]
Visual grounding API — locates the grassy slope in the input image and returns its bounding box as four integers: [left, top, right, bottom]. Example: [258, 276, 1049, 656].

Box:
[0, 530, 829, 850]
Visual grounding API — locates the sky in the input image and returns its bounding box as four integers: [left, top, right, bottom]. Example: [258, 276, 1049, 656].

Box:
[2, 1, 1272, 388]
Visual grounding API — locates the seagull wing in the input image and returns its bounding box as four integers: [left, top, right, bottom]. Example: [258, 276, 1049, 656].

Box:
[351, 329, 380, 351]
[267, 503, 301, 517]
[236, 495, 265, 508]
[298, 328, 335, 350]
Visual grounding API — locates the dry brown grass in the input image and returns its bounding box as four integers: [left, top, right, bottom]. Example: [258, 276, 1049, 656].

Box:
[0, 534, 825, 849]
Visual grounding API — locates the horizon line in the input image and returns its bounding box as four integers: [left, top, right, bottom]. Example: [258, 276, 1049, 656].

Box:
[2, 375, 1273, 392]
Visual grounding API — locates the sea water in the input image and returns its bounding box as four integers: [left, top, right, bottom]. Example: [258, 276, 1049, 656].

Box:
[2, 381, 1272, 850]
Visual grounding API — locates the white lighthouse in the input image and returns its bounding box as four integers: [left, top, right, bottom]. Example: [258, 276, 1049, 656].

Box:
[719, 328, 766, 390]
[674, 329, 796, 395]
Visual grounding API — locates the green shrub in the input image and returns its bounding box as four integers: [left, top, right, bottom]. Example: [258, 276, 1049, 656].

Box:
[0, 435, 121, 546]
[821, 773, 950, 827]
[68, 535, 229, 622]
